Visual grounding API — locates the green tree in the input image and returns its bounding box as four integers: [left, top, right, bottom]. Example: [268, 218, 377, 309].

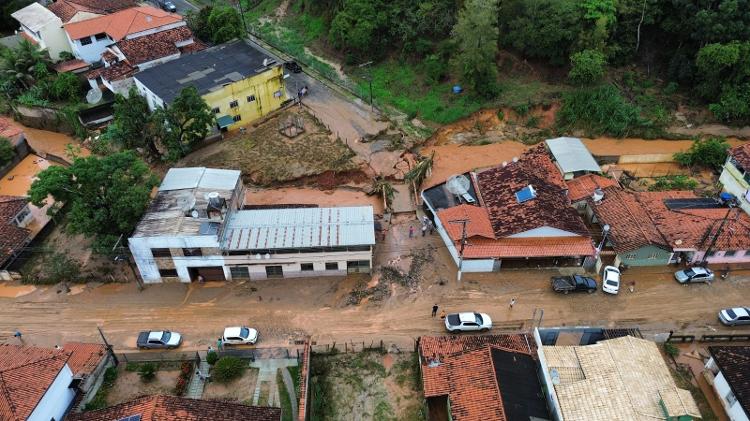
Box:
[49, 72, 82, 102]
[213, 357, 247, 383]
[451, 0, 499, 97]
[208, 5, 243, 44]
[569, 49, 607, 85]
[105, 87, 158, 155]
[0, 136, 14, 166]
[329, 0, 387, 61]
[154, 87, 214, 161]
[28, 151, 158, 250]
[0, 40, 51, 94]
[674, 137, 730, 170]
[186, 6, 213, 41]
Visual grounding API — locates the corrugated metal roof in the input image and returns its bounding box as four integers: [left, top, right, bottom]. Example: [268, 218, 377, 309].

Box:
[223, 206, 375, 250]
[159, 167, 240, 191]
[11, 3, 61, 32]
[545, 137, 601, 174]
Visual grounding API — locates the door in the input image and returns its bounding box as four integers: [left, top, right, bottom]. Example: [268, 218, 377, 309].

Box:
[191, 267, 226, 282]
[265, 265, 283, 278]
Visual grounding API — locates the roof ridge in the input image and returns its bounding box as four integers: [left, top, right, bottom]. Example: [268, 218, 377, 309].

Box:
[485, 345, 507, 420]
[631, 191, 672, 248]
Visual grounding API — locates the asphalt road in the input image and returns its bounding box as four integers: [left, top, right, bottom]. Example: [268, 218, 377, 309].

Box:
[147, 0, 198, 15]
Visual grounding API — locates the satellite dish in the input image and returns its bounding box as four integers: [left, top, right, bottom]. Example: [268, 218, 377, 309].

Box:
[446, 174, 471, 196]
[177, 194, 196, 212]
[190, 209, 199, 219]
[86, 88, 102, 104]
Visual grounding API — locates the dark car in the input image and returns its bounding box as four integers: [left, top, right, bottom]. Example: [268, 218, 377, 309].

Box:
[157, 0, 176, 12]
[137, 330, 182, 349]
[285, 61, 302, 73]
[552, 275, 597, 294]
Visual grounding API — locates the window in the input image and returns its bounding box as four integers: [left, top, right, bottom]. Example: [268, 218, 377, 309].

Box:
[211, 107, 220, 114]
[247, 95, 256, 102]
[229, 100, 239, 108]
[648, 251, 660, 259]
[325, 262, 339, 271]
[625, 254, 636, 260]
[94, 33, 107, 41]
[79, 37, 92, 46]
[183, 248, 202, 257]
[232, 115, 241, 122]
[726, 390, 737, 406]
[347, 260, 370, 273]
[159, 269, 178, 277]
[230, 266, 250, 279]
[265, 265, 283, 278]
[273, 90, 282, 98]
[301, 263, 314, 271]
[707, 251, 716, 257]
[724, 250, 737, 257]
[13, 206, 30, 226]
[151, 248, 171, 258]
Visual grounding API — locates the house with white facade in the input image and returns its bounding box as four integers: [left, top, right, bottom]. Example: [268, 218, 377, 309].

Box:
[0, 343, 109, 421]
[63, 6, 184, 64]
[129, 167, 376, 283]
[705, 346, 750, 421]
[11, 2, 72, 60]
[720, 143, 750, 216]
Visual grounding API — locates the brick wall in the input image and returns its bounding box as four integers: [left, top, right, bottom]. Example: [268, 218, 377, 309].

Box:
[297, 342, 311, 421]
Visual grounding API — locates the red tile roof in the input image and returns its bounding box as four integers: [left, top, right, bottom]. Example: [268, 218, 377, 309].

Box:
[62, 342, 107, 376]
[566, 174, 620, 202]
[116, 26, 198, 66]
[68, 395, 282, 420]
[708, 346, 750, 417]
[54, 59, 89, 73]
[48, 0, 136, 23]
[0, 196, 31, 267]
[460, 236, 594, 259]
[419, 334, 533, 365]
[0, 344, 71, 421]
[437, 204, 495, 241]
[592, 187, 750, 253]
[729, 142, 750, 170]
[64, 6, 183, 41]
[476, 144, 588, 238]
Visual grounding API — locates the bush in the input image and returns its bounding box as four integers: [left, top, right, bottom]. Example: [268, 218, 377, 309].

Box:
[569, 49, 606, 85]
[138, 362, 157, 382]
[0, 136, 14, 167]
[673, 137, 729, 170]
[557, 84, 651, 137]
[648, 175, 698, 191]
[173, 361, 193, 396]
[212, 356, 247, 383]
[424, 54, 448, 85]
[206, 350, 218, 365]
[664, 342, 679, 358]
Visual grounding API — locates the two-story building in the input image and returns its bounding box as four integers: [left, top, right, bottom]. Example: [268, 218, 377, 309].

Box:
[11, 2, 72, 60]
[63, 6, 183, 63]
[128, 167, 375, 283]
[720, 143, 750, 216]
[133, 40, 287, 131]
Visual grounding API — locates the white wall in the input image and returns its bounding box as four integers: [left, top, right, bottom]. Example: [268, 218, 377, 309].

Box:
[27, 363, 75, 421]
[534, 329, 564, 421]
[103, 75, 134, 97]
[68, 32, 114, 63]
[134, 77, 165, 111]
[39, 21, 72, 60]
[508, 226, 579, 238]
[429, 200, 495, 273]
[225, 250, 372, 280]
[720, 164, 750, 216]
[714, 369, 750, 421]
[129, 235, 223, 283]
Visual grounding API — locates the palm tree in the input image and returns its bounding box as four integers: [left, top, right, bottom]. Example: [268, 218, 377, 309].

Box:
[405, 151, 435, 204]
[372, 177, 395, 212]
[0, 40, 50, 93]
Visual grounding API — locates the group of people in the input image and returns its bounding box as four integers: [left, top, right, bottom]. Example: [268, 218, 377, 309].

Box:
[409, 216, 435, 238]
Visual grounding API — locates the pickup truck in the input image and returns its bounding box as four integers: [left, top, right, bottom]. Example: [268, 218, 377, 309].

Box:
[137, 330, 182, 349]
[551, 275, 597, 294]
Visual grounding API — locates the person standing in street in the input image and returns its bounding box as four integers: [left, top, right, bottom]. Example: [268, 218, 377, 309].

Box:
[409, 226, 414, 238]
[217, 338, 223, 351]
[432, 304, 438, 317]
[509, 298, 516, 309]
[421, 224, 427, 237]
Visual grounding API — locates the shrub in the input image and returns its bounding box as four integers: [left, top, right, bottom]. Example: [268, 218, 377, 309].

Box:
[212, 356, 247, 383]
[648, 175, 698, 191]
[557, 84, 650, 137]
[673, 137, 729, 170]
[526, 115, 540, 128]
[514, 103, 530, 116]
[206, 350, 218, 365]
[569, 49, 606, 85]
[138, 362, 157, 382]
[0, 136, 14, 167]
[424, 54, 448, 85]
[664, 342, 679, 358]
[173, 361, 193, 396]
[497, 110, 504, 121]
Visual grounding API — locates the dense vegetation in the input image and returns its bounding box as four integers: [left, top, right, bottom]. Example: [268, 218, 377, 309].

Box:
[247, 0, 750, 132]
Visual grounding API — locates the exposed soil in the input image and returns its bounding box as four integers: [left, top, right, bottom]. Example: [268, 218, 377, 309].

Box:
[204, 367, 259, 403]
[180, 109, 358, 186]
[245, 187, 384, 214]
[107, 366, 179, 406]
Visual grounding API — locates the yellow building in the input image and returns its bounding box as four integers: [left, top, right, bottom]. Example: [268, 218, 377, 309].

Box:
[133, 40, 287, 131]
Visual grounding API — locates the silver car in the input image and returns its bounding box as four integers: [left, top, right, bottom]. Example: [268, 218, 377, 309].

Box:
[445, 312, 492, 333]
[718, 307, 750, 326]
[675, 267, 714, 284]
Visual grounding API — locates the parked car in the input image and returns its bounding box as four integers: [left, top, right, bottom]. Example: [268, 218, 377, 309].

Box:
[552, 275, 597, 294]
[156, 0, 176, 12]
[137, 330, 182, 349]
[222, 326, 259, 345]
[718, 307, 750, 326]
[285, 61, 302, 73]
[445, 312, 492, 333]
[674, 267, 714, 284]
[602, 266, 621, 295]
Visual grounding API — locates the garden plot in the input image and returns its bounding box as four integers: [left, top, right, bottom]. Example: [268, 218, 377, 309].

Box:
[106, 362, 182, 406]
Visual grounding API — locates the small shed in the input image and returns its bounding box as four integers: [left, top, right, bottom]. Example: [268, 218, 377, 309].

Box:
[545, 137, 601, 180]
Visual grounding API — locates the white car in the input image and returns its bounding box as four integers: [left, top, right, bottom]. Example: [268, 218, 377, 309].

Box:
[222, 326, 259, 345]
[718, 307, 750, 326]
[445, 312, 492, 333]
[602, 266, 621, 295]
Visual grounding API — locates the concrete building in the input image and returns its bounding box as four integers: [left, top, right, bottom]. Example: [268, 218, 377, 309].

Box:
[63, 6, 184, 63]
[11, 2, 73, 60]
[129, 167, 375, 283]
[133, 40, 287, 131]
[720, 143, 750, 216]
[705, 346, 750, 421]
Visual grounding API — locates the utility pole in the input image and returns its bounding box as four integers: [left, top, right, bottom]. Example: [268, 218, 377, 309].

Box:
[113, 234, 143, 291]
[97, 326, 119, 365]
[450, 219, 469, 282]
[235, 0, 248, 34]
[357, 61, 374, 113]
[701, 206, 736, 267]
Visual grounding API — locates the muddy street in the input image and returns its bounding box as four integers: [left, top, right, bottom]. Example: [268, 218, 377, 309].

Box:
[1, 250, 747, 351]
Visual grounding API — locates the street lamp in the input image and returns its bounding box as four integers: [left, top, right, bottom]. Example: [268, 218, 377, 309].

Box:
[357, 61, 374, 113]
